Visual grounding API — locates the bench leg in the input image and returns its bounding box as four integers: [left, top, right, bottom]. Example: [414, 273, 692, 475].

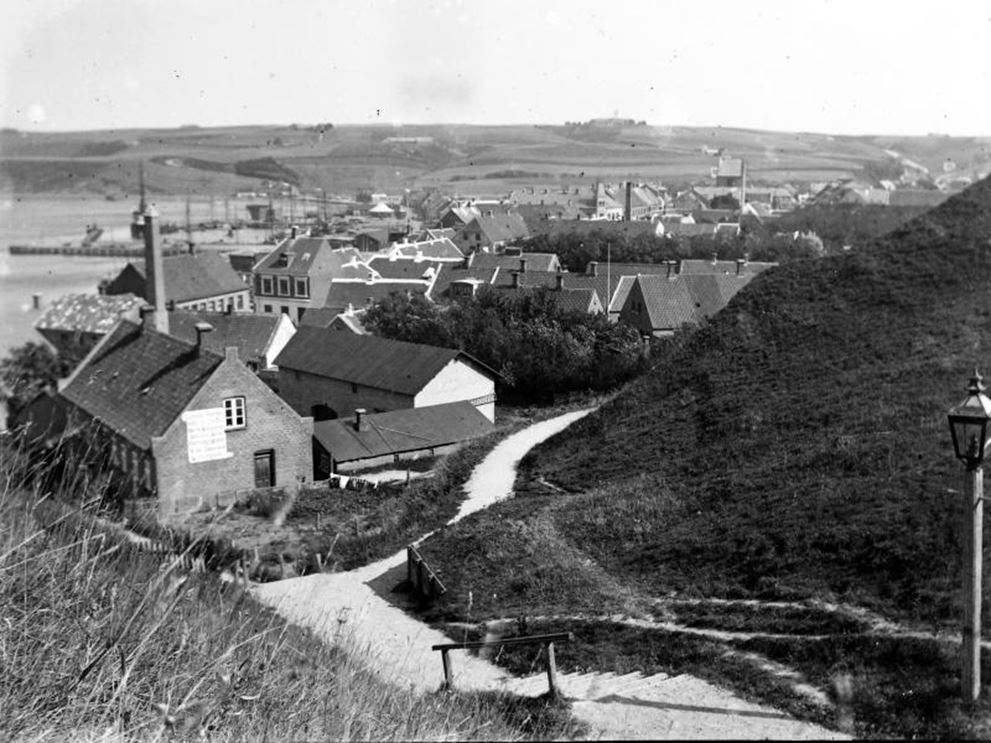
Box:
[441, 649, 453, 691]
[546, 642, 559, 700]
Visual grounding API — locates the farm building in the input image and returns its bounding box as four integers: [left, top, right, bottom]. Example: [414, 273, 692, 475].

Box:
[311, 401, 494, 476]
[275, 328, 497, 422]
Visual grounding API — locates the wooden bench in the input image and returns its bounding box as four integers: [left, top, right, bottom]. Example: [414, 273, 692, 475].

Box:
[431, 631, 574, 697]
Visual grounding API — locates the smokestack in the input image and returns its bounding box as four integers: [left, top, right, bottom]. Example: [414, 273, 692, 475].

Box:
[194, 322, 213, 353]
[588, 261, 599, 277]
[625, 181, 632, 221]
[354, 408, 368, 432]
[143, 205, 169, 334]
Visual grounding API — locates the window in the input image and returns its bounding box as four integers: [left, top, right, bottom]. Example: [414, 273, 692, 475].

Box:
[224, 397, 246, 430]
[263, 304, 273, 314]
[236, 295, 244, 310]
[278, 277, 290, 296]
[261, 276, 273, 295]
[281, 306, 289, 315]
[295, 278, 309, 297]
[351, 383, 358, 393]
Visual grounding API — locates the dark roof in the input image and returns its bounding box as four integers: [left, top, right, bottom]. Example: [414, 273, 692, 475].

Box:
[633, 273, 754, 331]
[429, 265, 499, 298]
[125, 253, 248, 303]
[167, 311, 280, 364]
[550, 288, 600, 314]
[60, 321, 223, 450]
[312, 401, 494, 463]
[566, 263, 674, 308]
[34, 293, 144, 334]
[662, 222, 720, 237]
[678, 259, 777, 276]
[299, 307, 341, 328]
[324, 279, 431, 312]
[392, 238, 464, 260]
[469, 251, 560, 272]
[888, 190, 950, 208]
[254, 237, 364, 277]
[368, 256, 444, 280]
[492, 270, 562, 289]
[275, 327, 495, 395]
[462, 213, 530, 244]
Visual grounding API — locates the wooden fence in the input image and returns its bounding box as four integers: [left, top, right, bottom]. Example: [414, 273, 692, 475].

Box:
[431, 632, 574, 697]
[407, 544, 446, 601]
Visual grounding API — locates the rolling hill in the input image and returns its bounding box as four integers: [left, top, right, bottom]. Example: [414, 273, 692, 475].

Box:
[2, 123, 989, 197]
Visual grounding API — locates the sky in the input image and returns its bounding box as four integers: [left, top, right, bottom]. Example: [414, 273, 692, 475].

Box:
[2, 0, 990, 136]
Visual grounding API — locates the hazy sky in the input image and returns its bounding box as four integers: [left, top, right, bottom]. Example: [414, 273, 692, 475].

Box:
[2, 0, 990, 135]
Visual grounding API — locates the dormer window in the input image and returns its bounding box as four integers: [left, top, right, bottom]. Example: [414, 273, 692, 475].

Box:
[274, 253, 290, 268]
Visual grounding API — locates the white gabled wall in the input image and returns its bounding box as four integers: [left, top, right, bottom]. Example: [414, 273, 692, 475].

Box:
[265, 314, 297, 369]
[414, 359, 495, 421]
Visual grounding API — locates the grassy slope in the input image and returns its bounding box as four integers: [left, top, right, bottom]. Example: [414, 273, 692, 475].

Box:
[0, 486, 581, 741]
[513, 174, 991, 624]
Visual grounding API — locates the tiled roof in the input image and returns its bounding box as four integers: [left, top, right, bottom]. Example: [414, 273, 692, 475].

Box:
[550, 288, 600, 314]
[34, 293, 144, 334]
[254, 237, 362, 277]
[59, 321, 223, 450]
[469, 251, 560, 272]
[678, 259, 777, 276]
[299, 307, 341, 328]
[633, 273, 754, 331]
[323, 279, 431, 313]
[167, 311, 280, 364]
[424, 228, 457, 241]
[275, 327, 494, 395]
[492, 270, 561, 289]
[661, 222, 720, 237]
[393, 238, 464, 260]
[124, 253, 248, 303]
[368, 255, 444, 280]
[429, 266, 499, 298]
[462, 213, 530, 244]
[312, 401, 494, 463]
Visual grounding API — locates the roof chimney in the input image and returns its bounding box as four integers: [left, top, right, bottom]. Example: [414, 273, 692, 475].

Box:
[354, 408, 368, 432]
[143, 205, 169, 334]
[666, 260, 676, 279]
[290, 225, 298, 239]
[511, 270, 520, 289]
[519, 257, 527, 273]
[555, 273, 564, 291]
[194, 322, 213, 353]
[711, 252, 718, 265]
[588, 261, 599, 277]
[736, 258, 746, 275]
[139, 304, 156, 330]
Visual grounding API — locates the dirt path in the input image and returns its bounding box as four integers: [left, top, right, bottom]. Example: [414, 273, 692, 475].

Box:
[252, 409, 846, 740]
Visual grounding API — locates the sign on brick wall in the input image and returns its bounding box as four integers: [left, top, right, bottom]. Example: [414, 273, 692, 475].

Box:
[180, 407, 232, 463]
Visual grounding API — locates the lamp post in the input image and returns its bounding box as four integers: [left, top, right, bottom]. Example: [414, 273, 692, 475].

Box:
[948, 369, 991, 703]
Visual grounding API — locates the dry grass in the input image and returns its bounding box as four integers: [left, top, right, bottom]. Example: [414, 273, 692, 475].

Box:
[0, 451, 584, 742]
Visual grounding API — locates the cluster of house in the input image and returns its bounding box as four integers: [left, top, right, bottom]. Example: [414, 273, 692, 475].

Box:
[18, 209, 499, 525]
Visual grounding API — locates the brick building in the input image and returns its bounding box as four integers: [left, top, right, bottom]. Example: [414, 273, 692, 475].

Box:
[58, 316, 313, 522]
[275, 328, 497, 422]
[103, 253, 250, 313]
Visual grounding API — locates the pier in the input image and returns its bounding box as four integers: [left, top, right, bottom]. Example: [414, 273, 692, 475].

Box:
[8, 243, 187, 258]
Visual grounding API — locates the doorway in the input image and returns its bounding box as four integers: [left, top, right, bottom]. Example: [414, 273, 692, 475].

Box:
[253, 449, 275, 488]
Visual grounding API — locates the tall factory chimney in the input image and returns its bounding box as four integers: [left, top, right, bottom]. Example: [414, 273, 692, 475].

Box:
[143, 204, 169, 334]
[624, 181, 633, 221]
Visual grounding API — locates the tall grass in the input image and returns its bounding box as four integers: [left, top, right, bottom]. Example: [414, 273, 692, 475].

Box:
[0, 444, 582, 741]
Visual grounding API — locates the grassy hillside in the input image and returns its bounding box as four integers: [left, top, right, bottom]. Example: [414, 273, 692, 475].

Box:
[4, 123, 988, 197]
[513, 174, 991, 623]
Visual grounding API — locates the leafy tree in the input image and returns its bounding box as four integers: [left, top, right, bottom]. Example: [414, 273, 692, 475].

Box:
[0, 342, 73, 427]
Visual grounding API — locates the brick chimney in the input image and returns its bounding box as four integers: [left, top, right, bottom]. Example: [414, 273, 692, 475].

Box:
[354, 408, 368, 432]
[624, 181, 633, 221]
[736, 258, 746, 275]
[511, 270, 520, 289]
[588, 261, 599, 277]
[666, 260, 676, 279]
[194, 322, 213, 354]
[555, 273, 564, 291]
[143, 204, 169, 334]
[139, 304, 155, 330]
[519, 257, 527, 273]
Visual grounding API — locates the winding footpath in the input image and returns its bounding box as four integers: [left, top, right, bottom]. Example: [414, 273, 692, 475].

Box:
[252, 410, 846, 740]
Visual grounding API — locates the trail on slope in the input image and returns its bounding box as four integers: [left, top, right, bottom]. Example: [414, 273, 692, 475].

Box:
[251, 409, 844, 740]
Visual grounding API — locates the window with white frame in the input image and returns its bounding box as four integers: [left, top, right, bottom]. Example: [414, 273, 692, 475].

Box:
[295, 277, 309, 297]
[224, 396, 246, 430]
[278, 277, 290, 296]
[260, 276, 273, 295]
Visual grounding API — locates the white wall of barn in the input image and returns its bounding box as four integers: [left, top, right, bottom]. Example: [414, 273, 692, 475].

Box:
[414, 359, 495, 421]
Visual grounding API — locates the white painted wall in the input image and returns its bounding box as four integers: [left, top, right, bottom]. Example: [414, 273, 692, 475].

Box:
[265, 314, 297, 369]
[414, 359, 495, 421]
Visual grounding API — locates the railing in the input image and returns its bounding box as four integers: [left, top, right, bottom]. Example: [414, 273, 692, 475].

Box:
[431, 632, 574, 697]
[407, 544, 446, 601]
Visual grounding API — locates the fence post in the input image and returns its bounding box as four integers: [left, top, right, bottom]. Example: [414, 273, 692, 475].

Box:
[546, 641, 559, 700]
[441, 649, 453, 691]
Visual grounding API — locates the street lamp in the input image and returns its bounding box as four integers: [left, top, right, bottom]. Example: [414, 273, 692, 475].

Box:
[948, 369, 991, 703]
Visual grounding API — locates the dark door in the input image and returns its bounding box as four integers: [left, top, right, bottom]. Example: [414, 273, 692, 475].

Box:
[253, 450, 275, 488]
